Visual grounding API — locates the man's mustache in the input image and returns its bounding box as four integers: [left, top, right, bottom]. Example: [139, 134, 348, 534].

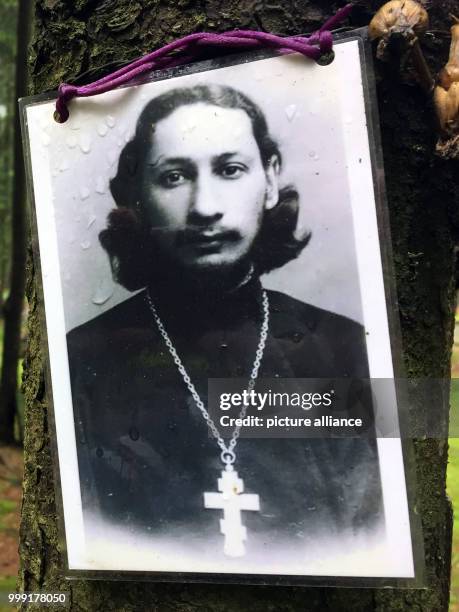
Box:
[178, 227, 241, 246]
[149, 225, 241, 245]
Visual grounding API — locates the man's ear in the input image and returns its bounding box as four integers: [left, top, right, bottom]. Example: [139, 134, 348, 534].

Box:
[264, 155, 280, 211]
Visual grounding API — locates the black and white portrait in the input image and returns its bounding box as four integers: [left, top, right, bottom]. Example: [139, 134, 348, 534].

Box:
[23, 39, 414, 579]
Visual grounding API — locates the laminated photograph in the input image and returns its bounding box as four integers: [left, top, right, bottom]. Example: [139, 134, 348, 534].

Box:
[21, 34, 416, 581]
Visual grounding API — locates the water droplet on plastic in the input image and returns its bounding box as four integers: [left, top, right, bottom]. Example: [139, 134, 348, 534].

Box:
[59, 158, 69, 172]
[129, 427, 140, 441]
[105, 115, 116, 128]
[79, 134, 92, 154]
[80, 240, 90, 250]
[66, 134, 77, 148]
[308, 99, 321, 116]
[97, 123, 109, 137]
[308, 151, 316, 158]
[41, 132, 51, 147]
[285, 104, 297, 122]
[117, 139, 123, 147]
[313, 154, 319, 161]
[79, 186, 90, 200]
[344, 115, 353, 125]
[95, 177, 106, 194]
[182, 120, 196, 134]
[107, 150, 118, 166]
[92, 277, 114, 305]
[87, 214, 96, 228]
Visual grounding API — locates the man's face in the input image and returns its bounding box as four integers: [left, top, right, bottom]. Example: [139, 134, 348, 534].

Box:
[139, 102, 279, 272]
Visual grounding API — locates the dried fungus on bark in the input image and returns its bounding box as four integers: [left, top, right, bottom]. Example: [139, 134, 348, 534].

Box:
[368, 0, 429, 58]
[435, 16, 459, 159]
[368, 0, 433, 93]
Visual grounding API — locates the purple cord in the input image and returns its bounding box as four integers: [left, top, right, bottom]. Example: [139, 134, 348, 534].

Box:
[55, 4, 353, 122]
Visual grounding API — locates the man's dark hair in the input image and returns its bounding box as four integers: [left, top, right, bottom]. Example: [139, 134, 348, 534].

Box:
[100, 84, 310, 291]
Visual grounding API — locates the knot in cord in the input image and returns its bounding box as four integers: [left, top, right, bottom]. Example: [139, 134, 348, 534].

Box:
[55, 84, 79, 122]
[317, 30, 334, 55]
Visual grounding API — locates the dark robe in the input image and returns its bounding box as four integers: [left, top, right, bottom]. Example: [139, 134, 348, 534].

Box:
[67, 276, 383, 556]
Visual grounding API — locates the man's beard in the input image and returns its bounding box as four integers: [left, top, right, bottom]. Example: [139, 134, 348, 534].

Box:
[145, 226, 255, 292]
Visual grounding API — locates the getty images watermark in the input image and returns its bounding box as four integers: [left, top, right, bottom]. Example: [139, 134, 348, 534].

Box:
[219, 388, 334, 411]
[208, 378, 372, 438]
[207, 377, 453, 439]
[217, 388, 364, 431]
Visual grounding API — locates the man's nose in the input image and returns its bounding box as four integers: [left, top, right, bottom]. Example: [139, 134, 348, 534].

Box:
[188, 173, 223, 224]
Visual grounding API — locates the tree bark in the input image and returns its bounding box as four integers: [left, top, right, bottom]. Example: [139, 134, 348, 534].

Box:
[0, 115, 12, 312]
[0, 0, 32, 444]
[19, 1, 458, 610]
[0, 3, 17, 313]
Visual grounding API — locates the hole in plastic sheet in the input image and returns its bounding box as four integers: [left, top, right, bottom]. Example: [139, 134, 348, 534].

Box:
[129, 427, 140, 441]
[317, 50, 335, 66]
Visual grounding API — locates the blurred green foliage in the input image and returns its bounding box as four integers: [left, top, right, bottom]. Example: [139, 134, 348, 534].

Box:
[448, 439, 459, 610]
[448, 319, 459, 611]
[0, 576, 18, 612]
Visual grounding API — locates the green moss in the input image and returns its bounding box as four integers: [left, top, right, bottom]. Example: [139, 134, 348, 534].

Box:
[448, 438, 459, 607]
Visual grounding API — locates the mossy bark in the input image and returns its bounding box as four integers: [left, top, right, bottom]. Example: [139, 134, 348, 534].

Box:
[19, 1, 459, 610]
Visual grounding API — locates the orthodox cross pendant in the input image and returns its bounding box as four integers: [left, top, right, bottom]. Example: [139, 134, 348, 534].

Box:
[204, 468, 260, 557]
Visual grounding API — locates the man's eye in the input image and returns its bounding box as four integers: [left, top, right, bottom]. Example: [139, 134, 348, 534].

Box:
[159, 170, 187, 188]
[219, 164, 246, 179]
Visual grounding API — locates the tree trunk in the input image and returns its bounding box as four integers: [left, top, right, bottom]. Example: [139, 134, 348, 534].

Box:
[0, 0, 31, 444]
[0, 86, 12, 312]
[0, 6, 16, 313]
[19, 1, 457, 610]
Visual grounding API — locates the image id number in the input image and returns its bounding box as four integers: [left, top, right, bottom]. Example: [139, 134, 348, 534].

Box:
[5, 592, 67, 605]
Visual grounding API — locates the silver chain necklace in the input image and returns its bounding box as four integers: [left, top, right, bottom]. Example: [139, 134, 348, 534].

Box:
[145, 286, 270, 557]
